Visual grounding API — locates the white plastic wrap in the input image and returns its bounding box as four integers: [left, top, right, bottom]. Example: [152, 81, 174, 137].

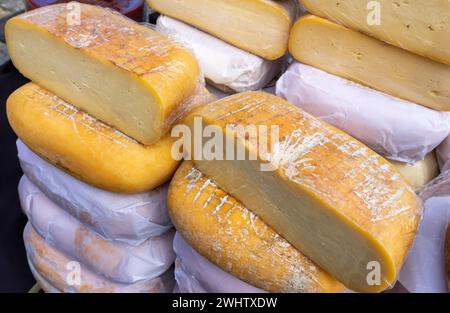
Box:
[156, 15, 285, 93]
[19, 176, 176, 284]
[398, 173, 450, 293]
[173, 233, 264, 293]
[24, 223, 175, 293]
[276, 62, 450, 163]
[17, 140, 172, 246]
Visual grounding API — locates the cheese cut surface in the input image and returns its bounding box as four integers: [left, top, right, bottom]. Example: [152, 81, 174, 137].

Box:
[168, 161, 344, 293]
[184, 91, 422, 292]
[7, 83, 180, 193]
[6, 3, 201, 144]
[147, 0, 296, 60]
[391, 153, 439, 193]
[300, 0, 450, 65]
[289, 15, 450, 111]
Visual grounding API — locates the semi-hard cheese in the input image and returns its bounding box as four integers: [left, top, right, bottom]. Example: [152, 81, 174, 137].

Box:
[391, 153, 439, 193]
[147, 0, 296, 60]
[183, 91, 422, 292]
[6, 3, 201, 144]
[168, 161, 344, 293]
[289, 15, 450, 111]
[24, 223, 175, 293]
[7, 83, 179, 193]
[300, 0, 450, 65]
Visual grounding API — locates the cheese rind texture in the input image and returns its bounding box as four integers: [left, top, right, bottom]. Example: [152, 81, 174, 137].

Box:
[17, 140, 172, 245]
[276, 62, 450, 163]
[168, 161, 344, 293]
[147, 0, 296, 60]
[184, 91, 422, 292]
[7, 83, 179, 193]
[156, 16, 285, 93]
[19, 176, 175, 284]
[300, 0, 450, 65]
[289, 15, 450, 111]
[6, 3, 201, 144]
[24, 223, 175, 293]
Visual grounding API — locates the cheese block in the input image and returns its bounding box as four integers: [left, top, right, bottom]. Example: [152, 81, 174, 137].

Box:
[183, 92, 422, 292]
[19, 176, 176, 284]
[173, 232, 265, 293]
[276, 62, 450, 163]
[17, 140, 171, 245]
[289, 15, 450, 111]
[7, 83, 179, 193]
[24, 223, 175, 293]
[28, 261, 61, 293]
[168, 161, 344, 293]
[6, 3, 202, 144]
[147, 0, 296, 60]
[447, 223, 450, 292]
[391, 153, 439, 193]
[156, 16, 285, 93]
[300, 0, 450, 65]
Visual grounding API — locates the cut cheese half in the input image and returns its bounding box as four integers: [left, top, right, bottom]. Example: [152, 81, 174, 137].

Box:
[289, 15, 450, 111]
[183, 91, 422, 292]
[7, 83, 179, 193]
[6, 3, 201, 144]
[168, 161, 344, 293]
[147, 0, 296, 60]
[300, 0, 450, 65]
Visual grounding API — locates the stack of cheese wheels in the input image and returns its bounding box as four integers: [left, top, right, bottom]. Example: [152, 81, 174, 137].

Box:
[148, 0, 298, 93]
[276, 1, 450, 193]
[5, 3, 208, 292]
[167, 91, 423, 293]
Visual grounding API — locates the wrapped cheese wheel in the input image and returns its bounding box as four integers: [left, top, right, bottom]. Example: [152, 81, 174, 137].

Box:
[24, 224, 175, 293]
[173, 232, 265, 293]
[7, 83, 180, 193]
[17, 140, 171, 245]
[276, 62, 450, 163]
[156, 16, 285, 93]
[19, 176, 176, 284]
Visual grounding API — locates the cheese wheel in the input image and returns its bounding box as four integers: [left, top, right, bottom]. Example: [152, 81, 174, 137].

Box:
[391, 153, 439, 193]
[183, 91, 422, 292]
[7, 83, 179, 193]
[168, 161, 344, 293]
[6, 3, 201, 144]
[17, 140, 172, 245]
[147, 0, 296, 60]
[156, 16, 285, 93]
[276, 62, 450, 164]
[289, 15, 450, 111]
[19, 176, 176, 284]
[24, 223, 175, 293]
[300, 0, 450, 65]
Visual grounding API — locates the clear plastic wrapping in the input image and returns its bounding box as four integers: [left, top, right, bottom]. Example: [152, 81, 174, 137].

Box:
[24, 223, 175, 293]
[276, 62, 450, 163]
[17, 139, 172, 246]
[28, 260, 61, 293]
[19, 176, 175, 284]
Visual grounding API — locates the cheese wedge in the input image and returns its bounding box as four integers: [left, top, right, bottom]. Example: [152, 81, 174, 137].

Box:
[168, 161, 344, 293]
[183, 91, 422, 292]
[391, 153, 439, 193]
[147, 0, 296, 60]
[300, 0, 450, 65]
[289, 15, 450, 111]
[7, 83, 179, 193]
[5, 3, 201, 144]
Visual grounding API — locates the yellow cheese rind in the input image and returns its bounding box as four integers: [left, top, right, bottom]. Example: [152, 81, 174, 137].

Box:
[7, 83, 179, 193]
[6, 3, 201, 144]
[289, 15, 450, 111]
[184, 91, 422, 292]
[168, 161, 344, 293]
[147, 0, 295, 60]
[300, 0, 450, 65]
